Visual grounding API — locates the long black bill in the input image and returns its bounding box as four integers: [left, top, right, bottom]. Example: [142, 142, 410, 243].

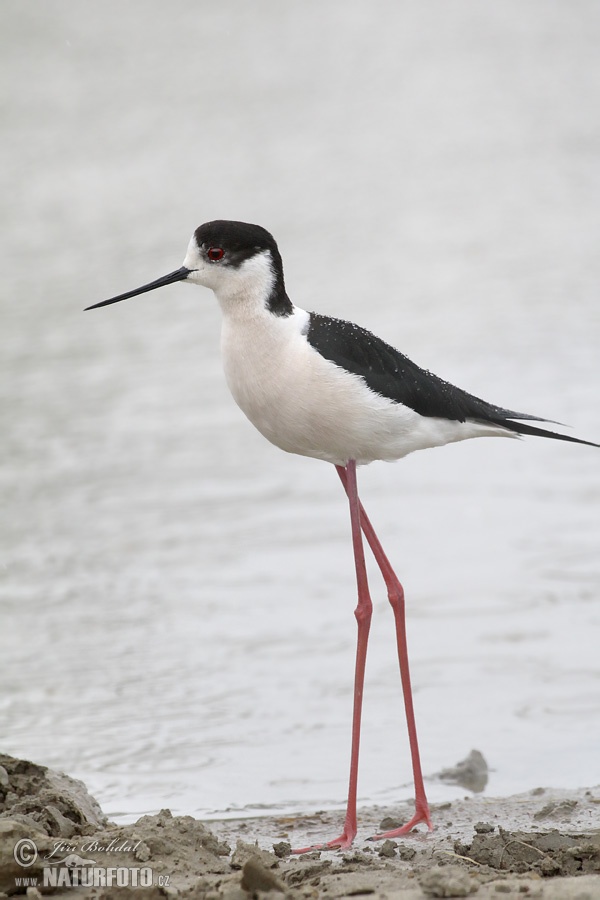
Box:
[85, 266, 191, 311]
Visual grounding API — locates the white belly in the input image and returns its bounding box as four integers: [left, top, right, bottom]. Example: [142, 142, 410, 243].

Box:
[220, 307, 511, 466]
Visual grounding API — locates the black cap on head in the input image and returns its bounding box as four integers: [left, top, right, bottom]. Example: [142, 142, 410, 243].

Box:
[194, 220, 281, 267]
[194, 220, 291, 316]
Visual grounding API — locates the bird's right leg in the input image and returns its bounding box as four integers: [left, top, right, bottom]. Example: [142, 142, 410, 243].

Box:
[335, 466, 432, 839]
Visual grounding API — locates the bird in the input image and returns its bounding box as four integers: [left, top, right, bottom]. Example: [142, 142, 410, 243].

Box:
[86, 219, 598, 851]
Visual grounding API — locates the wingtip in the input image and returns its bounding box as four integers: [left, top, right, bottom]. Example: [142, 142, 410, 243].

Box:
[504, 419, 600, 448]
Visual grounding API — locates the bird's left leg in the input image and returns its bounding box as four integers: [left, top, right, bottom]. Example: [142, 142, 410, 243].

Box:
[293, 459, 372, 853]
[336, 465, 433, 839]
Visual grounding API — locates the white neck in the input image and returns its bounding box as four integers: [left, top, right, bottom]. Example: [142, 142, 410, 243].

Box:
[214, 251, 278, 319]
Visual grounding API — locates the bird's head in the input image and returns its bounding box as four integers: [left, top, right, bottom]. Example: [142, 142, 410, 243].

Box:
[86, 220, 291, 315]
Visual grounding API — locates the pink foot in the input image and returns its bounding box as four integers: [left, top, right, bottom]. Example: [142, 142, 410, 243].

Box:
[370, 800, 433, 841]
[292, 827, 356, 854]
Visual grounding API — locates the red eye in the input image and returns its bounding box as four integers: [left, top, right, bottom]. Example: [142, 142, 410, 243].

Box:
[207, 247, 224, 262]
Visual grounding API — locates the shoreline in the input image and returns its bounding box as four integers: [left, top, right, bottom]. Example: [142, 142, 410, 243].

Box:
[0, 754, 598, 898]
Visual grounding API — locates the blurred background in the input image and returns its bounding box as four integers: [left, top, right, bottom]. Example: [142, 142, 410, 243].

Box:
[1, 1, 599, 823]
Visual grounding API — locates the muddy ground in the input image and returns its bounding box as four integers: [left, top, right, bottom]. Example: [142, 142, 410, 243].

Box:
[0, 754, 598, 898]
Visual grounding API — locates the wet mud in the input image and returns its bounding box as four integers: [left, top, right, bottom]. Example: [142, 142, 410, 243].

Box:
[0, 754, 598, 898]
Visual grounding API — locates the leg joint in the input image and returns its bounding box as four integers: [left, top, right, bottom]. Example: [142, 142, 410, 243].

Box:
[386, 583, 405, 612]
[354, 603, 373, 627]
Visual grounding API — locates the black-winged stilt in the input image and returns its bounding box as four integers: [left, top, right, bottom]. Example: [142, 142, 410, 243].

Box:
[86, 220, 598, 851]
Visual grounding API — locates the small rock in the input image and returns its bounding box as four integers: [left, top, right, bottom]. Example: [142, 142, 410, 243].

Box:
[45, 804, 77, 838]
[346, 883, 376, 896]
[377, 839, 397, 858]
[272, 840, 291, 858]
[134, 840, 151, 862]
[342, 850, 373, 865]
[285, 859, 332, 887]
[231, 839, 278, 870]
[438, 750, 488, 793]
[241, 857, 285, 893]
[3, 813, 46, 835]
[539, 856, 561, 876]
[420, 864, 476, 897]
[533, 799, 578, 821]
[378, 815, 402, 831]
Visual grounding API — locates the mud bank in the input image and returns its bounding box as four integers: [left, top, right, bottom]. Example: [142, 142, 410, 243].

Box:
[0, 754, 598, 898]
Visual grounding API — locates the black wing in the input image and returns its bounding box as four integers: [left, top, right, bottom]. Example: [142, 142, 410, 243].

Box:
[306, 313, 599, 448]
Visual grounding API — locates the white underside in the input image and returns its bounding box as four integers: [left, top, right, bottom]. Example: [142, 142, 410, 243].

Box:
[218, 297, 515, 466]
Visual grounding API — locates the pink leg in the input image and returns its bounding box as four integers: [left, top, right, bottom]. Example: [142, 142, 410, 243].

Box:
[336, 465, 432, 839]
[293, 459, 373, 853]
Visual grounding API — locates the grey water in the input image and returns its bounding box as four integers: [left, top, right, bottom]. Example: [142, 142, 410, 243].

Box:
[1, 1, 599, 823]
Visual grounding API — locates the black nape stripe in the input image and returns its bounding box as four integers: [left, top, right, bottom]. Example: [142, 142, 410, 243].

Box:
[265, 280, 294, 317]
